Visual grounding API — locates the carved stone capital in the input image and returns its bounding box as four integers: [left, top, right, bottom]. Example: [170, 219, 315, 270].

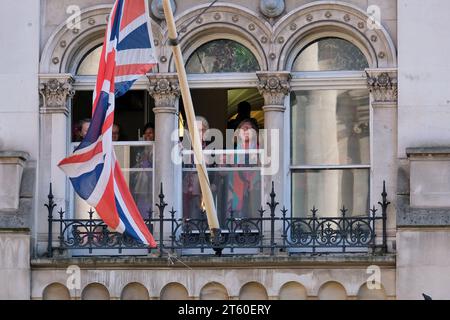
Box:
[39, 74, 74, 115]
[147, 73, 180, 110]
[260, 0, 285, 19]
[257, 72, 292, 107]
[366, 68, 398, 104]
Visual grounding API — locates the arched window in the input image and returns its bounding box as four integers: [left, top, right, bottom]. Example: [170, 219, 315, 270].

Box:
[76, 45, 102, 76]
[181, 38, 264, 226]
[186, 39, 260, 73]
[292, 37, 369, 72]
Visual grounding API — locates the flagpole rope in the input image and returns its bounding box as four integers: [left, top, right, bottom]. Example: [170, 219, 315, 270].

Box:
[176, 0, 219, 36]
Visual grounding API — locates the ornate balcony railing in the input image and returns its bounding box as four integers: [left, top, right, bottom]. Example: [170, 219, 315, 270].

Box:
[46, 182, 389, 257]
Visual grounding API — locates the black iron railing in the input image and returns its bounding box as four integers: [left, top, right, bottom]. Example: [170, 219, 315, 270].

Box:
[47, 182, 389, 257]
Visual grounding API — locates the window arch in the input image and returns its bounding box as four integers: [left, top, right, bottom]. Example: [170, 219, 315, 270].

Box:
[292, 37, 369, 72]
[185, 39, 260, 73]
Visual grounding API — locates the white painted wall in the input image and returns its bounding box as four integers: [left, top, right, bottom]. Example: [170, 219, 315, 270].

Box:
[398, 0, 450, 157]
[397, 0, 450, 300]
[0, 0, 40, 160]
[397, 230, 450, 299]
[0, 233, 31, 299]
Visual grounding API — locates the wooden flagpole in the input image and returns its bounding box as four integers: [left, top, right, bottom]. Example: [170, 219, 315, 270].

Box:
[162, 0, 221, 239]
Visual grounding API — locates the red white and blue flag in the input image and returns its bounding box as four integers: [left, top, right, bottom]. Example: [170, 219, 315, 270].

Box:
[58, 0, 157, 247]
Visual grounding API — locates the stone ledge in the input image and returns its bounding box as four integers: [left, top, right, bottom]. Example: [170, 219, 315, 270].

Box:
[0, 198, 33, 229]
[31, 254, 396, 269]
[406, 147, 450, 157]
[397, 194, 450, 227]
[0, 151, 31, 212]
[0, 151, 30, 161]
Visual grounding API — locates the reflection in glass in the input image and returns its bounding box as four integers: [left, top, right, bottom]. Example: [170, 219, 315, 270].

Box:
[74, 143, 154, 219]
[291, 89, 370, 166]
[182, 169, 262, 226]
[292, 169, 369, 217]
[182, 148, 262, 226]
[76, 46, 102, 76]
[186, 39, 260, 73]
[292, 38, 369, 71]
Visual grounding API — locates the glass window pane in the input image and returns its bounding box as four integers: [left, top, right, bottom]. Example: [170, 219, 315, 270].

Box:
[291, 89, 370, 166]
[186, 39, 260, 73]
[182, 169, 262, 226]
[292, 169, 370, 217]
[77, 46, 102, 75]
[292, 38, 369, 71]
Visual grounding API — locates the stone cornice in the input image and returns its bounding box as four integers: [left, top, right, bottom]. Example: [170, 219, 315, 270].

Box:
[397, 195, 450, 227]
[257, 72, 292, 107]
[31, 254, 396, 269]
[39, 74, 74, 115]
[406, 147, 450, 158]
[0, 151, 30, 162]
[365, 68, 398, 105]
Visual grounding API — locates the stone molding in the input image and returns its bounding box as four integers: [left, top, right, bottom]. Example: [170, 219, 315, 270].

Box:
[40, 3, 397, 74]
[257, 72, 291, 107]
[147, 73, 180, 111]
[366, 68, 398, 104]
[0, 151, 31, 216]
[39, 74, 74, 115]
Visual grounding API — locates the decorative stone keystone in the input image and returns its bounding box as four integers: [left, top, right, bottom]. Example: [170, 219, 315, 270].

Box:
[260, 0, 285, 18]
[151, 0, 176, 20]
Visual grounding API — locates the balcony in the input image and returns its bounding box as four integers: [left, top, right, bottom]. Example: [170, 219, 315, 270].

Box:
[46, 180, 389, 257]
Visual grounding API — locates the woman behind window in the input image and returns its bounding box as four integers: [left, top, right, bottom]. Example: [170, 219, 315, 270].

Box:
[226, 118, 261, 219]
[131, 123, 155, 218]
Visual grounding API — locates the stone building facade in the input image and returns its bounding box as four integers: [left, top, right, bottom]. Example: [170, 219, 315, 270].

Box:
[0, 0, 449, 300]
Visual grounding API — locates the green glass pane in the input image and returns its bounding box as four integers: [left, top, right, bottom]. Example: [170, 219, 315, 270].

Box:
[186, 39, 260, 73]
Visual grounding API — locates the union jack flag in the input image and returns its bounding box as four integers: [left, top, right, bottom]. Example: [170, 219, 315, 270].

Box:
[58, 0, 157, 246]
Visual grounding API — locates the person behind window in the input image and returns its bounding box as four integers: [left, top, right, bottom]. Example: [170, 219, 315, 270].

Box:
[182, 116, 213, 221]
[112, 123, 121, 141]
[226, 118, 261, 219]
[142, 122, 155, 141]
[131, 122, 155, 218]
[73, 118, 91, 142]
[227, 101, 257, 131]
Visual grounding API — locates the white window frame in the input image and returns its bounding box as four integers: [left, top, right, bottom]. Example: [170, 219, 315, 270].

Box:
[287, 70, 373, 216]
[68, 141, 156, 221]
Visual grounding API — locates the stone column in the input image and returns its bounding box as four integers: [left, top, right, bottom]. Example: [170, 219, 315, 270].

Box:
[257, 72, 291, 206]
[366, 68, 398, 250]
[147, 73, 180, 212]
[37, 74, 74, 255]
